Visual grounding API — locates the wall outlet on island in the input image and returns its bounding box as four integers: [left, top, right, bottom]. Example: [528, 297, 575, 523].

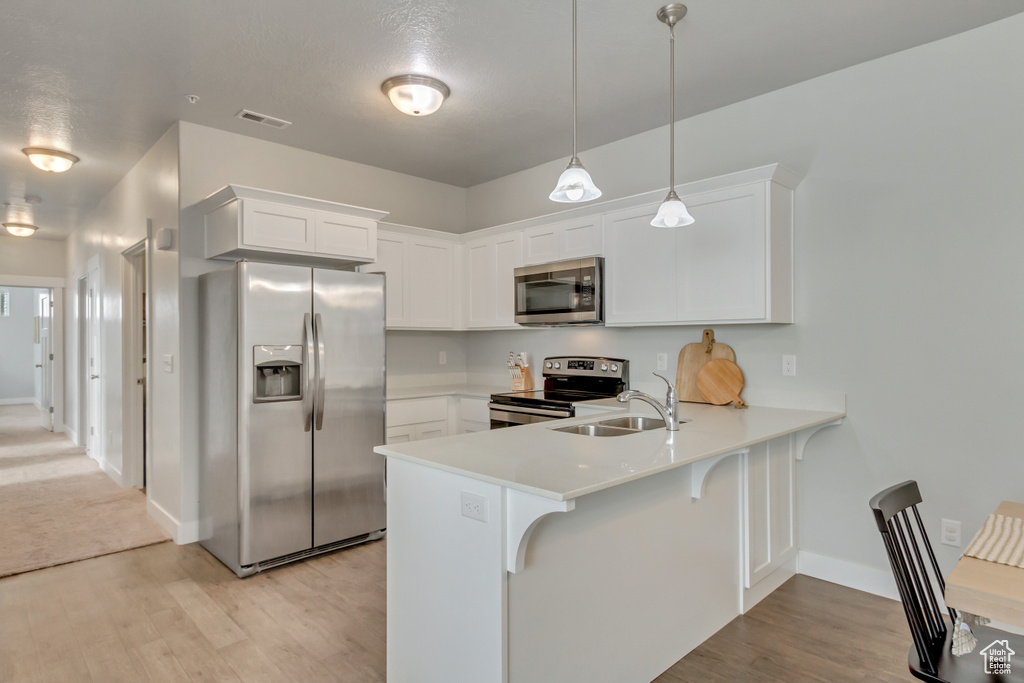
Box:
[439, 351, 446, 366]
[656, 353, 668, 372]
[461, 492, 488, 522]
[941, 519, 961, 547]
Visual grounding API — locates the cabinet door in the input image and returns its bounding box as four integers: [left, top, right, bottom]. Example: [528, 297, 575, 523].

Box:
[522, 226, 559, 266]
[386, 425, 414, 444]
[559, 217, 603, 260]
[407, 239, 454, 328]
[604, 203, 677, 324]
[362, 232, 407, 327]
[315, 212, 377, 261]
[242, 199, 316, 252]
[677, 183, 767, 321]
[413, 420, 449, 441]
[494, 233, 522, 326]
[465, 239, 497, 328]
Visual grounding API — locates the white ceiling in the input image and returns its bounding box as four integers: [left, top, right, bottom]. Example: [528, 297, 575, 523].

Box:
[2, 0, 1022, 240]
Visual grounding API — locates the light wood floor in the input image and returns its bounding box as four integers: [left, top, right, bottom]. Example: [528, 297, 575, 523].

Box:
[0, 538, 915, 682]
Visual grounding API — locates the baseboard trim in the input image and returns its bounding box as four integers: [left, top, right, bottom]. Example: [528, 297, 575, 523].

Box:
[0, 397, 34, 405]
[798, 550, 899, 601]
[97, 458, 123, 487]
[147, 498, 199, 545]
[64, 426, 78, 444]
[743, 555, 797, 613]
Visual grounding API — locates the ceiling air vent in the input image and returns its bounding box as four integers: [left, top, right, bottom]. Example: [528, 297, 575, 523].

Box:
[235, 109, 292, 129]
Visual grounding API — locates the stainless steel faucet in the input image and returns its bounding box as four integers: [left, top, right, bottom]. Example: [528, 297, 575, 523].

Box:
[616, 373, 679, 431]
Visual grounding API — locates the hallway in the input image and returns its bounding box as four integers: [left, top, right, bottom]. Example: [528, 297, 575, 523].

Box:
[0, 404, 169, 577]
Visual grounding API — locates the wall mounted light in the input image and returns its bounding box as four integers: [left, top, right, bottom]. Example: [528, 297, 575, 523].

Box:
[381, 75, 450, 116]
[3, 223, 39, 237]
[650, 4, 694, 228]
[22, 147, 79, 173]
[550, 0, 601, 203]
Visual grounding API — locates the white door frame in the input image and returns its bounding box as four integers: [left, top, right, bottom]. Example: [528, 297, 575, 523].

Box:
[83, 267, 103, 464]
[0, 274, 65, 433]
[121, 240, 149, 489]
[37, 289, 53, 430]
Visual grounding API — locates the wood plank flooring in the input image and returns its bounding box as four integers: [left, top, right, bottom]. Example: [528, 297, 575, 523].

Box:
[0, 538, 915, 682]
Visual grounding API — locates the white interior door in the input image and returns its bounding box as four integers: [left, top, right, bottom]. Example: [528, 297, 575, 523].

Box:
[86, 271, 102, 460]
[38, 291, 52, 431]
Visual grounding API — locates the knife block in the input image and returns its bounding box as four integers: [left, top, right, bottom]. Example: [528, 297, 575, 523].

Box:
[511, 366, 534, 392]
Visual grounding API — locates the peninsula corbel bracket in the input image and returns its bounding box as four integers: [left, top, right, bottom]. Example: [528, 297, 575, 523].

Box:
[794, 418, 843, 461]
[506, 489, 576, 573]
[691, 448, 748, 500]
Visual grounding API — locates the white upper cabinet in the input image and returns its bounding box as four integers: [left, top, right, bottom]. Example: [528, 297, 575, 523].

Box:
[200, 185, 387, 267]
[522, 217, 603, 266]
[605, 164, 799, 326]
[464, 232, 523, 328]
[360, 229, 454, 329]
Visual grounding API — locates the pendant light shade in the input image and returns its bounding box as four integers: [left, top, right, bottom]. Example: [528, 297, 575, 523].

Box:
[550, 0, 601, 203]
[652, 4, 693, 228]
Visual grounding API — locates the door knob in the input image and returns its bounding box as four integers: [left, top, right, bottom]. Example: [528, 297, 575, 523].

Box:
[35, 364, 42, 368]
[90, 374, 99, 379]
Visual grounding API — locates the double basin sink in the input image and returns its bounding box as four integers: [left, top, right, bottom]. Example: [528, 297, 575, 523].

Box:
[553, 416, 676, 437]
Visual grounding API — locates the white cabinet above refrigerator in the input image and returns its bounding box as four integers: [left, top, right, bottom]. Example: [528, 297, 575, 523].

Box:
[198, 185, 388, 267]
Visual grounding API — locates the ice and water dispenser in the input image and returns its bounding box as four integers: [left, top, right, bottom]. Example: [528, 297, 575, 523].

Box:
[253, 345, 303, 402]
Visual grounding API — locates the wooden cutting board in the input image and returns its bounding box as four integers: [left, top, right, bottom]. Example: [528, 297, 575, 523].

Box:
[697, 359, 747, 409]
[675, 329, 736, 403]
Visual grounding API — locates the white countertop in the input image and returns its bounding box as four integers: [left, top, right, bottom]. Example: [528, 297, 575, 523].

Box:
[386, 384, 507, 401]
[375, 400, 845, 501]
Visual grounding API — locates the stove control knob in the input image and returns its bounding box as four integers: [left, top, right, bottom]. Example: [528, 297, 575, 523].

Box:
[610, 363, 619, 372]
[545, 361, 553, 369]
[601, 363, 609, 372]
[553, 362, 561, 369]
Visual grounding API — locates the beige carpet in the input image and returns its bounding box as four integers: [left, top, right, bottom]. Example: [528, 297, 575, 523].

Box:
[0, 404, 170, 577]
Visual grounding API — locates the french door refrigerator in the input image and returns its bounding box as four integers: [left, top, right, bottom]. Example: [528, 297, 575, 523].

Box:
[199, 262, 386, 577]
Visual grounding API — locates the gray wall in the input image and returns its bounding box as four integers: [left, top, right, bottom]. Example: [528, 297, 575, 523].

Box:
[463, 15, 1024, 575]
[0, 287, 39, 402]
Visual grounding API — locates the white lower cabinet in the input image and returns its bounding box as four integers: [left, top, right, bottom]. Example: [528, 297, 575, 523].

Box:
[456, 396, 491, 434]
[386, 397, 449, 444]
[743, 435, 796, 589]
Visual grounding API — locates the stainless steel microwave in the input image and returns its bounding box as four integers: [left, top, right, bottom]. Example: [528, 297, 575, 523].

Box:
[513, 257, 604, 326]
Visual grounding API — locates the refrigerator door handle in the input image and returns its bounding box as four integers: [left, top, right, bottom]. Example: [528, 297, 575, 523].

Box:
[303, 313, 315, 432]
[314, 312, 326, 430]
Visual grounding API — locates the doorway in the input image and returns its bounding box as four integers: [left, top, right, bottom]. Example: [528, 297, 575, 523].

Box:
[122, 241, 148, 488]
[0, 286, 54, 425]
[79, 268, 102, 462]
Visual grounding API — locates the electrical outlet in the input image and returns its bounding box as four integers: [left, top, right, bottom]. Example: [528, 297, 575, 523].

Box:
[439, 351, 447, 365]
[782, 355, 796, 377]
[657, 353, 668, 372]
[461, 492, 488, 522]
[941, 519, 962, 547]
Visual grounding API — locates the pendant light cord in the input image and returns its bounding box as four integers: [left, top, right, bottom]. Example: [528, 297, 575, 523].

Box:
[572, 0, 578, 159]
[669, 23, 675, 191]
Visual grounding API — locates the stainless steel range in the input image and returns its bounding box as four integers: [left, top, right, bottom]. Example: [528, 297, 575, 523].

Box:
[488, 356, 629, 428]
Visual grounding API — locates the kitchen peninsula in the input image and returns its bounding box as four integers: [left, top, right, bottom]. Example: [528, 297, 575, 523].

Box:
[376, 398, 844, 682]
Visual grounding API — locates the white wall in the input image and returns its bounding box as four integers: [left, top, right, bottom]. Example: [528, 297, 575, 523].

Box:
[0, 287, 39, 403]
[463, 15, 1024, 576]
[0, 235, 66, 279]
[175, 122, 471, 541]
[64, 123, 181, 539]
[386, 331, 469, 388]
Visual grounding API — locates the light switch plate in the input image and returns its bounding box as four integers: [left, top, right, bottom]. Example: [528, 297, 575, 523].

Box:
[162, 354, 174, 373]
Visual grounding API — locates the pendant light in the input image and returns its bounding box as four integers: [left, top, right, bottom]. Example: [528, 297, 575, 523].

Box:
[651, 4, 694, 228]
[550, 0, 601, 203]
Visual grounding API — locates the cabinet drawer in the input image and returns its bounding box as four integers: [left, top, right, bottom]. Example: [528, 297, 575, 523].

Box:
[387, 397, 448, 427]
[459, 397, 490, 423]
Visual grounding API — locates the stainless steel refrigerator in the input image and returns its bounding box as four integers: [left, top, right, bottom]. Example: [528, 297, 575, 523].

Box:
[198, 262, 386, 577]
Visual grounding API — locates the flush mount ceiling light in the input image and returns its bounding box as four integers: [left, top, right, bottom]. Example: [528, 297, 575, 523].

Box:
[651, 4, 695, 228]
[3, 223, 39, 237]
[22, 147, 80, 173]
[381, 75, 450, 116]
[550, 0, 601, 203]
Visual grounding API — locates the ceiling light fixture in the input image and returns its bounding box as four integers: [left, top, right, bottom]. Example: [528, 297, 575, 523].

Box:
[381, 75, 450, 116]
[651, 4, 695, 228]
[549, 0, 601, 203]
[22, 147, 80, 173]
[3, 223, 39, 237]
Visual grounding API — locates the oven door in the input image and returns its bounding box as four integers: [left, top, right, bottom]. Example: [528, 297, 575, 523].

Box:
[514, 257, 602, 325]
[488, 403, 574, 429]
